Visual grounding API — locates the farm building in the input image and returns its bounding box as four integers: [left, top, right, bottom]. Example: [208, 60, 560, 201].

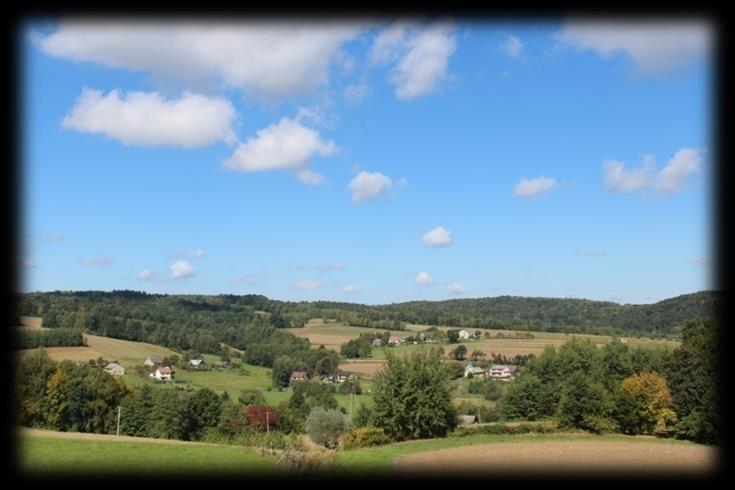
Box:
[188, 359, 205, 368]
[388, 336, 402, 346]
[372, 338, 382, 347]
[104, 362, 125, 376]
[458, 329, 471, 340]
[460, 414, 478, 425]
[464, 366, 487, 378]
[151, 366, 172, 381]
[144, 356, 163, 367]
[290, 371, 309, 385]
[489, 364, 518, 380]
[320, 372, 348, 383]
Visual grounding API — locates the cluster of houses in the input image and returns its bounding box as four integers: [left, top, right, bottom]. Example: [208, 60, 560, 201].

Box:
[463, 362, 518, 380]
[371, 329, 479, 348]
[289, 370, 354, 386]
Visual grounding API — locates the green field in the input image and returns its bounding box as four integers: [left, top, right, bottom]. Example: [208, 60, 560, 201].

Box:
[18, 431, 275, 476]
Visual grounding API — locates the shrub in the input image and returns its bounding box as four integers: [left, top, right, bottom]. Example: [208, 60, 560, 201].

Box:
[340, 426, 391, 450]
[245, 405, 279, 432]
[305, 407, 347, 449]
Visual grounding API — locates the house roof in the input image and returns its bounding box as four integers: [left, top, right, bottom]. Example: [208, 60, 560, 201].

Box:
[466, 367, 485, 374]
[490, 364, 517, 372]
[189, 359, 204, 365]
[157, 366, 172, 374]
[460, 415, 477, 424]
[291, 371, 309, 378]
[389, 336, 401, 341]
[148, 356, 163, 363]
[105, 363, 123, 370]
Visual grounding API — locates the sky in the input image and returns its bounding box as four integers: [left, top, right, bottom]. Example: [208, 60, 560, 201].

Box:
[20, 18, 714, 305]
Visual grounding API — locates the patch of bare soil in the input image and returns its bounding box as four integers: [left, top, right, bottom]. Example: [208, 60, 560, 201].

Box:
[394, 440, 718, 476]
[19, 428, 210, 446]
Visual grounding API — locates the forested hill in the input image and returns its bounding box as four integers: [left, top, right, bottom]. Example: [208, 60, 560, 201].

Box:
[15, 289, 720, 343]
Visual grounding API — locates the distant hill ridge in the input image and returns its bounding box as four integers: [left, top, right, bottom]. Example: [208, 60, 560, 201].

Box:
[15, 290, 720, 341]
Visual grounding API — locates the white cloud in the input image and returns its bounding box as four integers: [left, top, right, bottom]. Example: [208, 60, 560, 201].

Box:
[368, 21, 413, 64]
[314, 261, 345, 272]
[422, 226, 453, 247]
[170, 260, 195, 279]
[296, 169, 326, 187]
[81, 256, 111, 266]
[446, 282, 465, 294]
[342, 284, 359, 294]
[415, 271, 433, 286]
[652, 148, 703, 193]
[185, 249, 206, 258]
[556, 21, 711, 74]
[222, 118, 337, 179]
[602, 157, 655, 193]
[348, 171, 393, 202]
[295, 279, 322, 290]
[137, 268, 166, 282]
[37, 22, 364, 99]
[513, 176, 558, 198]
[63, 88, 236, 148]
[391, 22, 457, 99]
[342, 80, 370, 104]
[501, 35, 524, 58]
[603, 148, 703, 194]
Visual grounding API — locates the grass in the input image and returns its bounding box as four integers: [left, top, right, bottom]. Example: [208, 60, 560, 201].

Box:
[332, 432, 701, 475]
[17, 433, 275, 476]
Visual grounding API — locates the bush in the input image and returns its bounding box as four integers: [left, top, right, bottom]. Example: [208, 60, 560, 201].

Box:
[305, 407, 346, 449]
[340, 426, 391, 450]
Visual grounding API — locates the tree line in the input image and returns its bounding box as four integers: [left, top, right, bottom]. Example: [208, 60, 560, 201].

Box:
[15, 328, 86, 349]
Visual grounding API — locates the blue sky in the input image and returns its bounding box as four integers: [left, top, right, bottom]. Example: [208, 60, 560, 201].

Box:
[20, 19, 714, 304]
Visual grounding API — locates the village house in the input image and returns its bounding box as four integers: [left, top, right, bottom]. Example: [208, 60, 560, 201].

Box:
[104, 362, 125, 376]
[460, 414, 478, 425]
[372, 338, 383, 347]
[144, 356, 163, 367]
[188, 359, 205, 368]
[388, 335, 402, 346]
[489, 364, 518, 380]
[458, 329, 471, 340]
[150, 365, 172, 381]
[290, 371, 309, 386]
[464, 366, 487, 378]
[320, 372, 349, 384]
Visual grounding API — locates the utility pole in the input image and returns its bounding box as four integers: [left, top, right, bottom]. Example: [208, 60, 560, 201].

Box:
[116, 406, 121, 436]
[266, 410, 270, 434]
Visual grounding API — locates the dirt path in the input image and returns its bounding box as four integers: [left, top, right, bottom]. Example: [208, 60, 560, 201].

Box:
[394, 440, 719, 476]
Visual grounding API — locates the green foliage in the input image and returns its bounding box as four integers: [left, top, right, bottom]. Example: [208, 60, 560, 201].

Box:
[184, 388, 223, 440]
[16, 328, 86, 349]
[501, 374, 555, 420]
[238, 389, 266, 406]
[305, 407, 346, 449]
[340, 426, 391, 449]
[664, 319, 722, 445]
[340, 335, 373, 359]
[288, 381, 338, 418]
[371, 348, 457, 441]
[450, 344, 467, 360]
[556, 372, 612, 432]
[612, 371, 673, 435]
[352, 403, 373, 428]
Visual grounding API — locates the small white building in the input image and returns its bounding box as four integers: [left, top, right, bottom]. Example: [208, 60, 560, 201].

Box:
[151, 366, 173, 381]
[188, 359, 205, 368]
[104, 362, 125, 376]
[489, 364, 518, 380]
[458, 329, 471, 340]
[464, 366, 487, 378]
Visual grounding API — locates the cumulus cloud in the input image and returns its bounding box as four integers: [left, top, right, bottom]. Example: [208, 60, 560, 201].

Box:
[415, 271, 433, 286]
[37, 22, 364, 99]
[603, 148, 703, 194]
[422, 226, 453, 247]
[170, 260, 195, 279]
[137, 268, 166, 282]
[296, 169, 326, 187]
[391, 23, 457, 99]
[222, 117, 337, 180]
[446, 282, 465, 294]
[513, 176, 558, 198]
[369, 21, 457, 99]
[348, 171, 393, 202]
[62, 88, 236, 148]
[295, 279, 322, 290]
[556, 20, 711, 75]
[501, 35, 524, 58]
[81, 256, 111, 266]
